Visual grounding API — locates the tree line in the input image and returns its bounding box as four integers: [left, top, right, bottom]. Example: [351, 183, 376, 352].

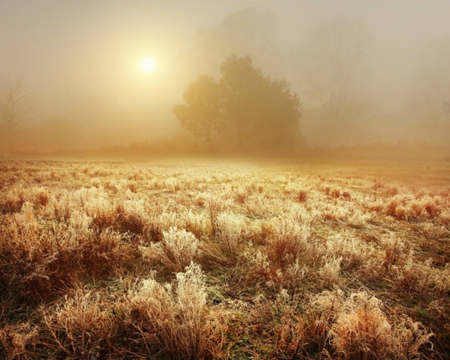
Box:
[173, 55, 302, 152]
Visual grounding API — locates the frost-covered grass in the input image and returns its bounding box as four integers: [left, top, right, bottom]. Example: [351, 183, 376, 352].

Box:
[0, 158, 449, 358]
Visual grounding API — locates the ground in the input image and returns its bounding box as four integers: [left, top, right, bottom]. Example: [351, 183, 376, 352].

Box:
[0, 156, 449, 359]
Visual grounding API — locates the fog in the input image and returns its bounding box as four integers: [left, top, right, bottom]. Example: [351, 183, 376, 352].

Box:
[1, 0, 449, 154]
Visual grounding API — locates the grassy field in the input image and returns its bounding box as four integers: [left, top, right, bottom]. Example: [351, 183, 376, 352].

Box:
[0, 157, 449, 359]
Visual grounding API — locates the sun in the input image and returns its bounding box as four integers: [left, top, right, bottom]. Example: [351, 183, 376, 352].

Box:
[140, 57, 156, 73]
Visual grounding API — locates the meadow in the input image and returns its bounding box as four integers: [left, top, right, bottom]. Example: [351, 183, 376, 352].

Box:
[0, 157, 449, 359]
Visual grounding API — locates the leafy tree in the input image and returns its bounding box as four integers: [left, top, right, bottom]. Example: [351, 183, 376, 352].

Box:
[220, 55, 302, 150]
[256, 78, 302, 149]
[175, 55, 302, 152]
[173, 75, 223, 150]
[219, 55, 266, 148]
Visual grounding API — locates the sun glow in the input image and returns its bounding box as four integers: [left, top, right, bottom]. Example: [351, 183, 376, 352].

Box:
[140, 57, 156, 73]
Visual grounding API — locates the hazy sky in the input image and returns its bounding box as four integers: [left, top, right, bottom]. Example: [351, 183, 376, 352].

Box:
[1, 0, 449, 149]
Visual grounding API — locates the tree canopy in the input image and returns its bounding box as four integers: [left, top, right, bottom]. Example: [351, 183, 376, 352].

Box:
[174, 55, 302, 152]
[173, 75, 223, 150]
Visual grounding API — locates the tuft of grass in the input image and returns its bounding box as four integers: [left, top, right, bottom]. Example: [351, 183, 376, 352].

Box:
[329, 292, 434, 359]
[0, 323, 40, 359]
[140, 227, 201, 273]
[215, 211, 247, 259]
[41, 288, 118, 359]
[298, 190, 307, 203]
[126, 263, 208, 359]
[267, 218, 311, 269]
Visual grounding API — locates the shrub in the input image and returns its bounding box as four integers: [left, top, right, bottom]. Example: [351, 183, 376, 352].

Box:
[321, 233, 369, 271]
[0, 189, 27, 214]
[303, 290, 434, 358]
[272, 289, 305, 359]
[303, 290, 344, 355]
[206, 195, 233, 236]
[31, 187, 50, 207]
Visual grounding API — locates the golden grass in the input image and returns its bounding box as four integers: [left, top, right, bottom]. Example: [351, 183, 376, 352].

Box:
[0, 157, 449, 358]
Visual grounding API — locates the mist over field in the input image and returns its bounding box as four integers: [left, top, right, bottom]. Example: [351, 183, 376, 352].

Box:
[1, 0, 449, 154]
[2, 2, 450, 357]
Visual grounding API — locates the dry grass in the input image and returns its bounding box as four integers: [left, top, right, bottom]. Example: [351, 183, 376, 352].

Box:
[125, 263, 208, 359]
[140, 227, 201, 273]
[0, 157, 449, 358]
[41, 287, 119, 358]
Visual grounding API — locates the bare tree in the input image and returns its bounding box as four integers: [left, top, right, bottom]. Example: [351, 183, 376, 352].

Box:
[0, 80, 34, 152]
[296, 17, 371, 124]
[187, 8, 280, 77]
[444, 101, 450, 116]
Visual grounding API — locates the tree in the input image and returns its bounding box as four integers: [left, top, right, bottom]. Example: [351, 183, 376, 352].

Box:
[220, 55, 302, 150]
[188, 8, 279, 77]
[173, 75, 223, 150]
[174, 55, 302, 152]
[0, 80, 34, 153]
[409, 38, 450, 126]
[256, 78, 302, 149]
[219, 55, 266, 148]
[296, 17, 370, 124]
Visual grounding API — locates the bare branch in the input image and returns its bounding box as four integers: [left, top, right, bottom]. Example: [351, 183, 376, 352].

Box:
[444, 100, 450, 116]
[0, 80, 34, 131]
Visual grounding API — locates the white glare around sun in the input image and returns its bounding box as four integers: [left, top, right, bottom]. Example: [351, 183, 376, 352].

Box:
[140, 57, 156, 73]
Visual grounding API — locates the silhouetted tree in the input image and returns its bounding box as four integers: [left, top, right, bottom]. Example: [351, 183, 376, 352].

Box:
[175, 55, 302, 152]
[173, 75, 223, 150]
[220, 55, 266, 148]
[256, 78, 302, 149]
[220, 55, 302, 150]
[0, 80, 34, 153]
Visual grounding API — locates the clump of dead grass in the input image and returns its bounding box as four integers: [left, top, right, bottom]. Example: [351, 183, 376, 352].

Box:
[139, 227, 201, 273]
[329, 292, 434, 359]
[41, 288, 118, 359]
[0, 207, 137, 302]
[215, 211, 247, 259]
[0, 323, 40, 359]
[266, 217, 312, 269]
[125, 263, 209, 359]
[301, 290, 434, 359]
